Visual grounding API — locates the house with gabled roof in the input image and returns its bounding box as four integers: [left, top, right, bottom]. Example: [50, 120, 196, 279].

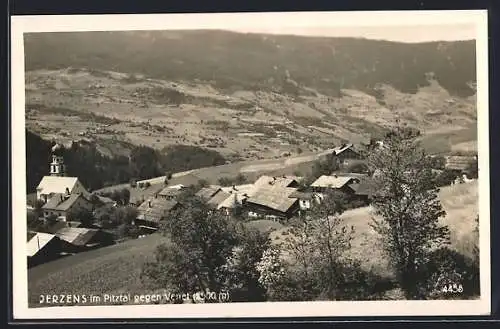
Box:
[54, 227, 114, 252]
[134, 196, 181, 231]
[27, 231, 71, 267]
[36, 143, 88, 202]
[36, 176, 88, 203]
[158, 184, 185, 200]
[444, 155, 477, 172]
[310, 174, 361, 194]
[244, 185, 300, 220]
[42, 192, 93, 221]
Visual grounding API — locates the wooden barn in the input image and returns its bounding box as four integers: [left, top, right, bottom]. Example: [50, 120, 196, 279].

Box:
[134, 197, 181, 232]
[244, 186, 300, 220]
[54, 227, 115, 253]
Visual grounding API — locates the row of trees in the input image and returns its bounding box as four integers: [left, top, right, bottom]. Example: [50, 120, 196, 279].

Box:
[141, 127, 479, 301]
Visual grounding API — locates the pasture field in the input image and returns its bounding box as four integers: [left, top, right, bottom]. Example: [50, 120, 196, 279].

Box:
[28, 234, 169, 307]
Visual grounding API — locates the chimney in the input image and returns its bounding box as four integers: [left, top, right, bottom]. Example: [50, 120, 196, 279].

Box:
[60, 195, 64, 202]
[65, 187, 70, 195]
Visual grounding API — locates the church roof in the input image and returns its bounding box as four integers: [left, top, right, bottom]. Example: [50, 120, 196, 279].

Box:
[36, 176, 80, 196]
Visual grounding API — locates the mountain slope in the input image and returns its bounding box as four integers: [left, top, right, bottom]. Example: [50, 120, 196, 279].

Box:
[24, 30, 476, 97]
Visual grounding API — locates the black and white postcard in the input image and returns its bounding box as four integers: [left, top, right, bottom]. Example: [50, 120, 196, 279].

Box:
[11, 10, 490, 319]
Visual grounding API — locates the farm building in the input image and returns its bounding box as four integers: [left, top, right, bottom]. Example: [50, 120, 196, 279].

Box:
[128, 184, 165, 206]
[158, 184, 185, 200]
[310, 175, 361, 194]
[348, 178, 377, 204]
[54, 227, 115, 252]
[206, 190, 232, 210]
[330, 143, 363, 165]
[445, 155, 477, 172]
[196, 185, 223, 201]
[36, 144, 88, 202]
[288, 191, 320, 210]
[135, 197, 181, 231]
[253, 175, 302, 189]
[36, 176, 88, 203]
[42, 192, 93, 221]
[93, 195, 117, 207]
[244, 186, 300, 220]
[27, 231, 71, 268]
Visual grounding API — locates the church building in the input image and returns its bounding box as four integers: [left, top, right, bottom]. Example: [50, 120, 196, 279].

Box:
[36, 144, 88, 203]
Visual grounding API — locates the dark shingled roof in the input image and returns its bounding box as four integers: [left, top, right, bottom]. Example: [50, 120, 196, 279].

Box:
[137, 198, 179, 224]
[206, 190, 231, 208]
[55, 227, 100, 246]
[288, 191, 314, 200]
[42, 193, 89, 212]
[349, 178, 377, 197]
[27, 231, 37, 242]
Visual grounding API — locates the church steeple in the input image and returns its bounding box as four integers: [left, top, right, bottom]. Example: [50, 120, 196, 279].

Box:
[50, 143, 66, 177]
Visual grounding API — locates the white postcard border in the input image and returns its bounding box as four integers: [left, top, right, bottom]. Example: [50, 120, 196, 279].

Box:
[11, 10, 491, 319]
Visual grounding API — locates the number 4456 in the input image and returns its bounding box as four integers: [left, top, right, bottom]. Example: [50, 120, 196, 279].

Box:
[442, 283, 463, 293]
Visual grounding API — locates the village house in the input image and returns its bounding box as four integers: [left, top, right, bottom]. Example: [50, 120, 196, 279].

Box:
[196, 185, 224, 201]
[347, 178, 376, 205]
[288, 191, 321, 211]
[54, 227, 115, 252]
[27, 231, 71, 268]
[158, 184, 185, 200]
[134, 197, 181, 232]
[252, 175, 302, 189]
[42, 192, 93, 221]
[216, 184, 257, 214]
[244, 185, 300, 220]
[310, 174, 361, 195]
[206, 190, 232, 210]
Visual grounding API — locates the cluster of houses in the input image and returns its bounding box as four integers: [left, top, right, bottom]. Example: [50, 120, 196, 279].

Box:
[130, 143, 373, 231]
[27, 144, 116, 267]
[27, 141, 478, 268]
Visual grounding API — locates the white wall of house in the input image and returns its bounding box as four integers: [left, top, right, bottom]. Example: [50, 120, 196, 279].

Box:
[299, 199, 311, 210]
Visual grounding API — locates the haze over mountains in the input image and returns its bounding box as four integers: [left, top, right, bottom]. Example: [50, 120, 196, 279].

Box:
[24, 30, 477, 190]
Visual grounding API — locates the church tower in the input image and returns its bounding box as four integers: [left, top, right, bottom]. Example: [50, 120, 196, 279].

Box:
[49, 143, 66, 177]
